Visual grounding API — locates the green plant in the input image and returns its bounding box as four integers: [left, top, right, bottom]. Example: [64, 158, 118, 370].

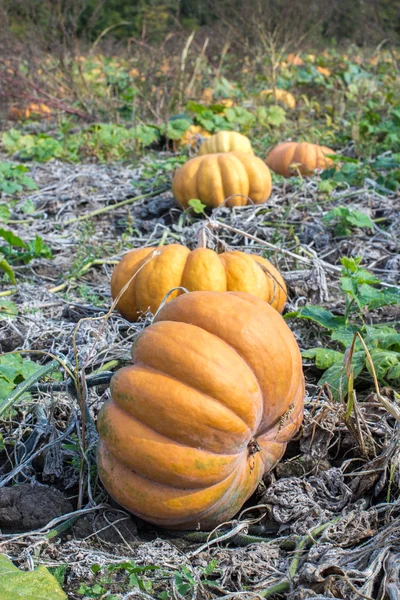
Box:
[323, 206, 374, 236]
[0, 554, 66, 600]
[187, 198, 207, 214]
[287, 257, 400, 399]
[0, 162, 37, 195]
[0, 354, 59, 403]
[0, 229, 52, 282]
[76, 561, 159, 598]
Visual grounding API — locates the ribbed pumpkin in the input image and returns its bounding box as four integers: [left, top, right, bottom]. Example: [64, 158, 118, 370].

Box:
[266, 142, 335, 177]
[111, 243, 287, 321]
[172, 152, 272, 209]
[261, 89, 296, 109]
[98, 291, 305, 530]
[199, 131, 254, 155]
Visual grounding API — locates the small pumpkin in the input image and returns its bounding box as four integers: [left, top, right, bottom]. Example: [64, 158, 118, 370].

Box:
[199, 131, 254, 156]
[176, 125, 211, 149]
[266, 142, 335, 177]
[8, 103, 51, 121]
[111, 243, 287, 322]
[287, 53, 304, 66]
[172, 152, 272, 209]
[260, 89, 296, 110]
[98, 291, 305, 530]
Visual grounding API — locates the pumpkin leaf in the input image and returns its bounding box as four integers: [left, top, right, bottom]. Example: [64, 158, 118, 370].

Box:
[320, 351, 365, 400]
[387, 363, 400, 380]
[0, 228, 28, 249]
[188, 199, 207, 214]
[0, 554, 67, 600]
[165, 118, 192, 140]
[366, 349, 400, 380]
[302, 348, 344, 369]
[285, 305, 346, 331]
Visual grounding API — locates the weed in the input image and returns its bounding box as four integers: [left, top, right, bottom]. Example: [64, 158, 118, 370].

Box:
[288, 258, 400, 399]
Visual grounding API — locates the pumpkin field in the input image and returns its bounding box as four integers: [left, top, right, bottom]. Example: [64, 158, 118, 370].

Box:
[0, 7, 400, 598]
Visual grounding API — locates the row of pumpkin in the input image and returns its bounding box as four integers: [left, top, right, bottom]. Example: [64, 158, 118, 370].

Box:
[99, 140, 314, 526]
[172, 130, 335, 208]
[96, 132, 335, 528]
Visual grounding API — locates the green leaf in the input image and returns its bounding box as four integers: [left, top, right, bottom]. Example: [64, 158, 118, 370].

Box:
[318, 180, 337, 193]
[331, 325, 360, 347]
[0, 299, 18, 318]
[358, 284, 400, 309]
[364, 326, 400, 351]
[0, 205, 11, 223]
[320, 351, 365, 400]
[323, 207, 374, 231]
[285, 305, 346, 330]
[367, 349, 399, 380]
[188, 198, 207, 214]
[302, 348, 344, 369]
[256, 105, 286, 127]
[0, 379, 15, 401]
[223, 107, 256, 127]
[0, 256, 16, 283]
[387, 363, 400, 380]
[0, 228, 28, 249]
[346, 209, 374, 229]
[0, 554, 67, 600]
[0, 365, 19, 383]
[166, 118, 192, 140]
[186, 101, 208, 115]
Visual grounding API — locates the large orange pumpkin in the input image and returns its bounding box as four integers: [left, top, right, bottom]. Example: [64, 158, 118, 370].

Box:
[172, 152, 272, 209]
[111, 243, 287, 321]
[266, 142, 335, 177]
[199, 131, 254, 155]
[98, 291, 304, 530]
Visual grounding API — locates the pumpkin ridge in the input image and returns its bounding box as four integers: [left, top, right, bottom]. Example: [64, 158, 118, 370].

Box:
[112, 364, 253, 451]
[100, 413, 243, 488]
[100, 438, 245, 492]
[103, 451, 259, 527]
[133, 321, 263, 430]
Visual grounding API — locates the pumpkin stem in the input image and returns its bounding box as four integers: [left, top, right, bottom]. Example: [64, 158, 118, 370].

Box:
[248, 438, 261, 456]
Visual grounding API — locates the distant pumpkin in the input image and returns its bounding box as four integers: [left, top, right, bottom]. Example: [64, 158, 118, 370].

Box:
[266, 142, 335, 177]
[287, 53, 304, 66]
[199, 131, 254, 155]
[177, 125, 211, 149]
[261, 89, 296, 109]
[8, 103, 51, 121]
[172, 152, 272, 209]
[111, 243, 287, 321]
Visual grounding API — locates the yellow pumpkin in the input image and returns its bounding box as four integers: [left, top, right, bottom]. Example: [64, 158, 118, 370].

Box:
[199, 131, 254, 155]
[261, 89, 296, 110]
[172, 152, 272, 209]
[266, 142, 335, 177]
[111, 243, 287, 322]
[98, 291, 305, 529]
[176, 125, 211, 149]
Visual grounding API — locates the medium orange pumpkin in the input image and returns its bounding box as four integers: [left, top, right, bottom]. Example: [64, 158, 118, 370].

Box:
[199, 131, 254, 155]
[98, 291, 304, 530]
[266, 142, 335, 177]
[111, 243, 287, 321]
[172, 152, 272, 209]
